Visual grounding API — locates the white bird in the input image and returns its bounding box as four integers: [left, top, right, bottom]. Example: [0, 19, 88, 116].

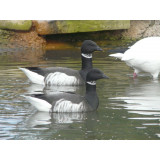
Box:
[109, 37, 160, 80]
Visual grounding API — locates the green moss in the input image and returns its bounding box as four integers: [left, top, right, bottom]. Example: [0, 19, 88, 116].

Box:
[121, 36, 140, 43]
[0, 29, 14, 43]
[0, 20, 32, 31]
[55, 20, 130, 34]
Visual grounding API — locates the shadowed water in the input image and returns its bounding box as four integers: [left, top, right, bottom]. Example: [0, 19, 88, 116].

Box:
[0, 42, 160, 140]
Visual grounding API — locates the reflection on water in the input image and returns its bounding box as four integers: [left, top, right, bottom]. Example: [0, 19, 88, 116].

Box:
[18, 110, 99, 140]
[0, 47, 45, 63]
[110, 80, 160, 113]
[44, 85, 85, 95]
[110, 79, 160, 129]
[26, 112, 51, 128]
[24, 84, 84, 95]
[26, 112, 88, 128]
[1, 42, 160, 140]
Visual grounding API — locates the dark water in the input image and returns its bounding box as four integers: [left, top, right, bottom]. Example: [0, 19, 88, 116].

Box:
[0, 42, 160, 140]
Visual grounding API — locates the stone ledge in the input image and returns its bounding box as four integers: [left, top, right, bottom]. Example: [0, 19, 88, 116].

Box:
[35, 20, 130, 35]
[0, 20, 32, 31]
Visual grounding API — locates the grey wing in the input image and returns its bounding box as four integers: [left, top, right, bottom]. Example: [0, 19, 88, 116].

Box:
[26, 67, 80, 77]
[32, 92, 84, 104]
[44, 67, 80, 76]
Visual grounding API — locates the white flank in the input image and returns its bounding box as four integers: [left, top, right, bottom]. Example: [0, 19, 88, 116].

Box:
[23, 95, 52, 112]
[53, 99, 86, 112]
[81, 53, 92, 58]
[19, 67, 44, 85]
[109, 53, 124, 60]
[45, 72, 79, 86]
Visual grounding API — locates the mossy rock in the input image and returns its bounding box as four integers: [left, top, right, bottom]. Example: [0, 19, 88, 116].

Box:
[0, 29, 15, 44]
[0, 20, 32, 31]
[56, 20, 130, 33]
[36, 20, 130, 35]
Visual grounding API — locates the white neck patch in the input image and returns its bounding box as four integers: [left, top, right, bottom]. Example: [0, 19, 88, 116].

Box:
[87, 81, 96, 85]
[81, 53, 92, 59]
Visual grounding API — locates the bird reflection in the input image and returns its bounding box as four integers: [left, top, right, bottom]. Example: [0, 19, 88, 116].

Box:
[24, 84, 44, 94]
[25, 111, 87, 128]
[50, 112, 86, 124]
[24, 110, 98, 130]
[25, 112, 51, 128]
[24, 83, 85, 95]
[44, 85, 85, 95]
[110, 80, 160, 116]
[22, 79, 98, 137]
[23, 84, 87, 128]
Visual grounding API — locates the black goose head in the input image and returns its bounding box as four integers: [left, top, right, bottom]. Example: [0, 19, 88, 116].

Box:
[81, 40, 102, 54]
[86, 68, 109, 82]
[85, 69, 109, 111]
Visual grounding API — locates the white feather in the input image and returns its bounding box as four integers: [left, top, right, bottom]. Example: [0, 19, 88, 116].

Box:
[23, 95, 52, 112]
[45, 72, 79, 86]
[87, 81, 96, 85]
[19, 67, 44, 85]
[53, 99, 86, 113]
[109, 53, 124, 60]
[81, 53, 92, 58]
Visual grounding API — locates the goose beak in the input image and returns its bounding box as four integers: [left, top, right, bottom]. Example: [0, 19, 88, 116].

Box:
[96, 46, 103, 51]
[102, 74, 109, 79]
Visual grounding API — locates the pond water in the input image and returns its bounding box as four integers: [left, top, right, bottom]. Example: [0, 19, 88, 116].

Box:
[0, 41, 160, 140]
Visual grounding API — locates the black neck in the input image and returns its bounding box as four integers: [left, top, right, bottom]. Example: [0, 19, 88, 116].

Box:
[85, 82, 99, 110]
[86, 82, 96, 92]
[81, 54, 93, 70]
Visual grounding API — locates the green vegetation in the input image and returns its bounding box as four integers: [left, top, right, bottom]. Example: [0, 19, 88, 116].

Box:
[0, 20, 32, 31]
[53, 20, 130, 34]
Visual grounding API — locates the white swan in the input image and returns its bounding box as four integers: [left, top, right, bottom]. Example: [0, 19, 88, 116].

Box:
[109, 37, 160, 80]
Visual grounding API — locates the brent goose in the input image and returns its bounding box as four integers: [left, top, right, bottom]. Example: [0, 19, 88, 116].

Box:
[20, 40, 102, 85]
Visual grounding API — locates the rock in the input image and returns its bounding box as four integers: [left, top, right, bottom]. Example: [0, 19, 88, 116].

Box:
[143, 21, 160, 37]
[0, 29, 14, 45]
[0, 24, 46, 49]
[121, 20, 160, 40]
[0, 20, 32, 31]
[34, 20, 130, 35]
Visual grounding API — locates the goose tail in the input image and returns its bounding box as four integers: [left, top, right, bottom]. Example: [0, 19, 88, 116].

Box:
[109, 53, 124, 60]
[22, 95, 52, 112]
[19, 67, 45, 85]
